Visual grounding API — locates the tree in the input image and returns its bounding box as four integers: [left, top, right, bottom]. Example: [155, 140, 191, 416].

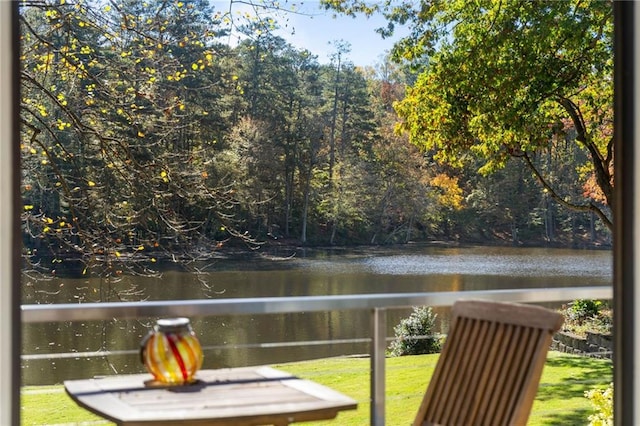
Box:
[356, 62, 439, 245]
[20, 0, 250, 278]
[326, 40, 351, 182]
[322, 0, 614, 231]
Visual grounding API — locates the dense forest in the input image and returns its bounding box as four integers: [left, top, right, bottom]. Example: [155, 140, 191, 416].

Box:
[19, 0, 613, 276]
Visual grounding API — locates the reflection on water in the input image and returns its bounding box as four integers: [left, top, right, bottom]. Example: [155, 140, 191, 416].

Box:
[22, 245, 612, 385]
[358, 253, 611, 277]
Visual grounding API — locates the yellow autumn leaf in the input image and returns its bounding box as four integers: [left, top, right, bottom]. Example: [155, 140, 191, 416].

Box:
[24, 205, 34, 211]
[88, 180, 96, 187]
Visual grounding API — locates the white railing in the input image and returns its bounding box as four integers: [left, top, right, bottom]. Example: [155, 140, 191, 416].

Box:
[21, 286, 613, 426]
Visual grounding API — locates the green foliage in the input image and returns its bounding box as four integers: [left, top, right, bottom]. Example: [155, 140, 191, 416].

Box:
[389, 306, 441, 356]
[568, 299, 602, 323]
[561, 300, 612, 338]
[325, 0, 614, 231]
[19, 0, 613, 280]
[585, 383, 613, 426]
[21, 0, 437, 264]
[20, 0, 243, 278]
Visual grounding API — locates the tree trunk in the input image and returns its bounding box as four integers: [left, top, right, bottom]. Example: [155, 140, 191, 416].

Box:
[300, 171, 311, 244]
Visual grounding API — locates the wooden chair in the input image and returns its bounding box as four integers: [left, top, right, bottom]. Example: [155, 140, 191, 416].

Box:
[413, 300, 564, 426]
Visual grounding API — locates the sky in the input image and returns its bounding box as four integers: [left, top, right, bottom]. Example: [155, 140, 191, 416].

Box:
[209, 1, 406, 67]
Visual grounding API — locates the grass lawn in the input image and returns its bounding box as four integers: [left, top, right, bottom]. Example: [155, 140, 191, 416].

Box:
[21, 351, 611, 425]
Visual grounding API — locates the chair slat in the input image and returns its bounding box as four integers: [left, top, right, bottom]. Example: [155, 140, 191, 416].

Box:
[445, 317, 482, 421]
[493, 325, 530, 423]
[414, 315, 460, 425]
[432, 317, 472, 422]
[481, 323, 515, 424]
[451, 318, 489, 424]
[465, 320, 505, 425]
[502, 327, 540, 421]
[466, 320, 498, 425]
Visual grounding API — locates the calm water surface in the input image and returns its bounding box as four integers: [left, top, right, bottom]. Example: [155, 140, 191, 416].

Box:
[21, 245, 612, 385]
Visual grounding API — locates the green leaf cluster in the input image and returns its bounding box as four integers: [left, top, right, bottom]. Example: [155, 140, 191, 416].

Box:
[325, 0, 614, 230]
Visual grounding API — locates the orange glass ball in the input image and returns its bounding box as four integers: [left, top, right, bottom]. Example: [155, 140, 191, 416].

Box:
[140, 317, 203, 385]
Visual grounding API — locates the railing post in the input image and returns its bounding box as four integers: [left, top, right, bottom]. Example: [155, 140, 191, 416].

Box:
[370, 307, 386, 426]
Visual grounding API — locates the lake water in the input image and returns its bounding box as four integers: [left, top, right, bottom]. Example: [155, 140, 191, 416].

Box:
[21, 245, 612, 385]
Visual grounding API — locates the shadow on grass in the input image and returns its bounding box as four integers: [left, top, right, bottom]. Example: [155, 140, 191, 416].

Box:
[537, 407, 591, 425]
[545, 353, 612, 371]
[529, 354, 611, 424]
[535, 354, 612, 402]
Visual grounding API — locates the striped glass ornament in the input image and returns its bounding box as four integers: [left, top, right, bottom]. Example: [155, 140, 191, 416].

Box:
[140, 317, 203, 385]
